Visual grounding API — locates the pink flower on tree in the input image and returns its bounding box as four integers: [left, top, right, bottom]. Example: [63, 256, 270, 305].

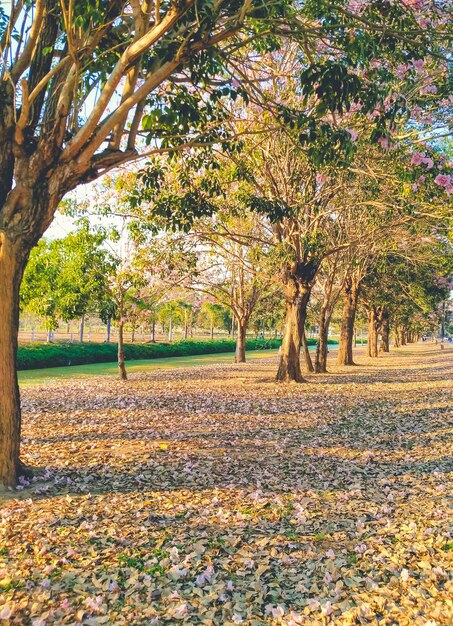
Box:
[411, 58, 424, 73]
[347, 128, 359, 141]
[411, 152, 426, 165]
[434, 174, 451, 187]
[395, 64, 408, 78]
[377, 136, 389, 150]
[422, 157, 434, 169]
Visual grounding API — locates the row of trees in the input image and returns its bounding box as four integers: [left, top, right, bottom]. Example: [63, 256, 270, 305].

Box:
[1, 0, 452, 486]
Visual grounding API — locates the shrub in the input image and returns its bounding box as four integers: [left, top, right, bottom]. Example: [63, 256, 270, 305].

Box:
[17, 337, 338, 370]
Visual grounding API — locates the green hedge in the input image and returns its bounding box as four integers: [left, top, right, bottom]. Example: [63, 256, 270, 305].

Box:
[16, 337, 339, 371]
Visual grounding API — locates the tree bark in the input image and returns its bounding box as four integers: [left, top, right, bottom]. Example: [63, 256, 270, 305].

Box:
[315, 306, 331, 373]
[393, 327, 400, 348]
[79, 313, 85, 343]
[401, 328, 407, 346]
[337, 279, 359, 366]
[0, 236, 27, 487]
[367, 308, 379, 357]
[380, 314, 390, 352]
[235, 319, 247, 363]
[151, 321, 156, 342]
[106, 318, 111, 342]
[276, 275, 312, 383]
[118, 319, 127, 381]
[301, 328, 314, 373]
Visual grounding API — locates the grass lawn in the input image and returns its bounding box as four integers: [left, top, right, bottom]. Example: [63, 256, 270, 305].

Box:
[18, 349, 282, 386]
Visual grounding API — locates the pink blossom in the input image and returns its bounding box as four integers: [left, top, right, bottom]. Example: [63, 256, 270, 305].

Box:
[412, 183, 419, 191]
[316, 173, 326, 186]
[60, 599, 70, 610]
[422, 157, 434, 169]
[418, 175, 426, 183]
[325, 549, 335, 559]
[417, 18, 431, 29]
[445, 184, 453, 195]
[411, 152, 426, 165]
[349, 101, 363, 112]
[410, 105, 423, 119]
[347, 128, 359, 141]
[411, 58, 424, 73]
[422, 84, 438, 95]
[377, 137, 389, 150]
[434, 174, 451, 187]
[395, 64, 408, 78]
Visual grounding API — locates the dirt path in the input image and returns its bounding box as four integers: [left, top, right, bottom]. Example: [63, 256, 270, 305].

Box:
[1, 344, 452, 625]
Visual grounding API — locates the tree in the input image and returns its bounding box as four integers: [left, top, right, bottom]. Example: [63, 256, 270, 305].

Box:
[21, 223, 116, 339]
[198, 302, 226, 341]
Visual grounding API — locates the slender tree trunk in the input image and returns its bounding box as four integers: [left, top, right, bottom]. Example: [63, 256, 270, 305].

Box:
[131, 327, 135, 343]
[380, 315, 390, 352]
[184, 317, 189, 339]
[393, 327, 400, 348]
[401, 328, 407, 346]
[79, 313, 85, 343]
[168, 315, 173, 342]
[210, 322, 214, 340]
[235, 319, 247, 363]
[276, 280, 311, 383]
[106, 318, 111, 343]
[151, 321, 155, 342]
[46, 328, 52, 343]
[118, 319, 127, 381]
[315, 305, 330, 373]
[337, 281, 359, 366]
[301, 329, 314, 373]
[367, 309, 379, 357]
[0, 237, 27, 487]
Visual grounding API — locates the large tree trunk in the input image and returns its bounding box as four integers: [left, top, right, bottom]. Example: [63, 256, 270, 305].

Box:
[301, 329, 314, 373]
[337, 280, 359, 366]
[235, 318, 247, 363]
[118, 319, 127, 381]
[0, 236, 27, 487]
[276, 277, 312, 383]
[367, 308, 379, 358]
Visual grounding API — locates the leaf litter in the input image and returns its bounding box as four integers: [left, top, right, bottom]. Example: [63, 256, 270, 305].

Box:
[0, 344, 452, 625]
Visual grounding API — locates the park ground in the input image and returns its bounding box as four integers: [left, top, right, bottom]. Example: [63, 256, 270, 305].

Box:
[1, 343, 452, 625]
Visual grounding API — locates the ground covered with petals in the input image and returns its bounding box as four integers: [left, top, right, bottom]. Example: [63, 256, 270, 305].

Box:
[1, 344, 452, 625]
